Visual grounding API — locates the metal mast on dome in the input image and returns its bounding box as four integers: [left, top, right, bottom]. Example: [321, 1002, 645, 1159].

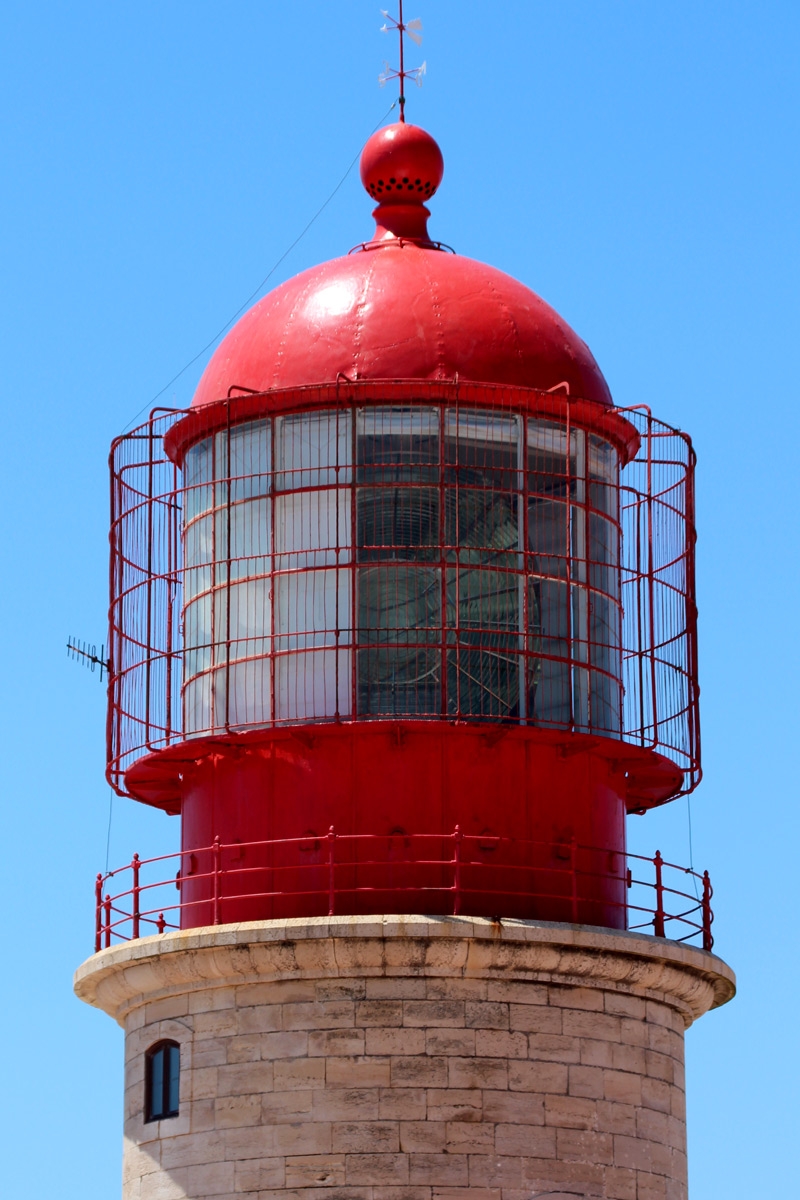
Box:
[379, 2, 426, 121]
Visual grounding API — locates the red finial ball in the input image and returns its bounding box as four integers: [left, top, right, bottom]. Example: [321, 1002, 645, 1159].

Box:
[360, 122, 444, 207]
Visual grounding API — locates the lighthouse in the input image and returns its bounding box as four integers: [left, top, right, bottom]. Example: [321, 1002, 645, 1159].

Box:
[75, 74, 734, 1200]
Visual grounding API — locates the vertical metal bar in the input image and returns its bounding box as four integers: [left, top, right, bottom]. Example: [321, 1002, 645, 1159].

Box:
[164, 455, 177, 745]
[654, 850, 665, 938]
[702, 871, 713, 951]
[132, 854, 141, 940]
[212, 836, 221, 926]
[224, 404, 233, 731]
[95, 873, 103, 953]
[453, 825, 462, 915]
[518, 413, 527, 722]
[104, 894, 112, 949]
[157, 913, 166, 934]
[328, 825, 336, 916]
[144, 417, 155, 748]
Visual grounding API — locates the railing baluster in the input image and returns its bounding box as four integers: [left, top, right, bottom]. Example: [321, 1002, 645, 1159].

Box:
[328, 826, 336, 917]
[132, 853, 140, 940]
[453, 825, 462, 915]
[653, 851, 665, 938]
[104, 894, 112, 949]
[95, 873, 103, 953]
[702, 870, 713, 951]
[212, 836, 221, 926]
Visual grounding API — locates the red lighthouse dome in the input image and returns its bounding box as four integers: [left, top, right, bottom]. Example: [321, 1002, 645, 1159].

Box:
[191, 123, 612, 407]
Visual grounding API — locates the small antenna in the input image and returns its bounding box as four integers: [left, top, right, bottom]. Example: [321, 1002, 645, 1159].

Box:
[379, 2, 426, 122]
[67, 637, 110, 681]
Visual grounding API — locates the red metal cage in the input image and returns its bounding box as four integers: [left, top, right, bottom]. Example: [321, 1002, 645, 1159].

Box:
[107, 384, 699, 801]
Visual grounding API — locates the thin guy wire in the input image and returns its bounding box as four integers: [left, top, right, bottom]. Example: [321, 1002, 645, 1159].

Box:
[122, 102, 397, 433]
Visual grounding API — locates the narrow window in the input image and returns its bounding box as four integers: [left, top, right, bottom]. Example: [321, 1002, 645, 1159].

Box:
[145, 1040, 180, 1122]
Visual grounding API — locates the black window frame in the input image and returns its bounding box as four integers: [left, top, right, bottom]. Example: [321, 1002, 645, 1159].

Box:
[144, 1040, 180, 1123]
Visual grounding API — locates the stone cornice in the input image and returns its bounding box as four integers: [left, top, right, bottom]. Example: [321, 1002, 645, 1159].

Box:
[74, 915, 735, 1028]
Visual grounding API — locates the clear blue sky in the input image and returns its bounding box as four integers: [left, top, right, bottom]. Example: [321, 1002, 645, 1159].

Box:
[1, 2, 798, 1195]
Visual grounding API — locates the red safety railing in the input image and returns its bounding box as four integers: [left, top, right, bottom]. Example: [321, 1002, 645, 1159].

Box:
[93, 830, 714, 953]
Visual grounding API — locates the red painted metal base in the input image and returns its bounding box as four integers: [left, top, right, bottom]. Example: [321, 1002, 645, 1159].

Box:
[125, 724, 683, 929]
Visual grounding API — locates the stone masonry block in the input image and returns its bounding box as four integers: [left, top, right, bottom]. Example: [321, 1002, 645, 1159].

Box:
[604, 993, 646, 1020]
[403, 1001, 465, 1028]
[548, 986, 605, 1012]
[481, 1090, 545, 1125]
[604, 1165, 638, 1199]
[367, 1027, 426, 1056]
[604, 1070, 642, 1107]
[464, 1002, 509, 1030]
[448, 1057, 508, 1090]
[262, 1089, 314, 1122]
[310, 1088, 379, 1122]
[284, 1156, 346, 1189]
[567, 1065, 604, 1099]
[425, 1029, 475, 1057]
[474, 1030, 527, 1059]
[391, 1056, 448, 1087]
[596, 1100, 637, 1137]
[426, 1089, 482, 1123]
[543, 1095, 598, 1130]
[508, 1061, 568, 1095]
[223, 1126, 280, 1160]
[325, 1056, 391, 1087]
[345, 1153, 410, 1185]
[236, 1005, 283, 1035]
[273, 1058, 325, 1091]
[214, 1094, 262, 1129]
[217, 1062, 274, 1097]
[641, 1077, 672, 1114]
[379, 1088, 427, 1121]
[527, 1034, 581, 1064]
[409, 1153, 469, 1186]
[486, 981, 549, 1005]
[509, 1004, 562, 1034]
[495, 1123, 557, 1158]
[365, 978, 427, 1000]
[271, 1122, 332, 1157]
[467, 1153, 523, 1188]
[282, 1002, 355, 1031]
[332, 1121, 400, 1153]
[444, 1121, 495, 1151]
[233, 1157, 285, 1191]
[426, 977, 487, 1001]
[556, 1127, 614, 1164]
[562, 1010, 621, 1041]
[355, 1000, 404, 1026]
[400, 1120, 447, 1153]
[308, 1029, 365, 1057]
[186, 1160, 235, 1196]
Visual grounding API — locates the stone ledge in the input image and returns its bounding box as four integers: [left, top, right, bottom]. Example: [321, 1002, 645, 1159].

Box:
[75, 915, 735, 1028]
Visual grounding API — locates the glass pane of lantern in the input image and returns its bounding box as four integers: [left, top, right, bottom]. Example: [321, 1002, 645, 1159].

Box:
[275, 568, 351, 651]
[229, 420, 271, 501]
[183, 436, 213, 521]
[357, 563, 441, 715]
[276, 410, 352, 490]
[275, 488, 351, 569]
[276, 648, 352, 720]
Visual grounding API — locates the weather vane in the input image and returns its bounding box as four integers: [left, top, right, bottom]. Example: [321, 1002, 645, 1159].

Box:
[379, 2, 425, 122]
